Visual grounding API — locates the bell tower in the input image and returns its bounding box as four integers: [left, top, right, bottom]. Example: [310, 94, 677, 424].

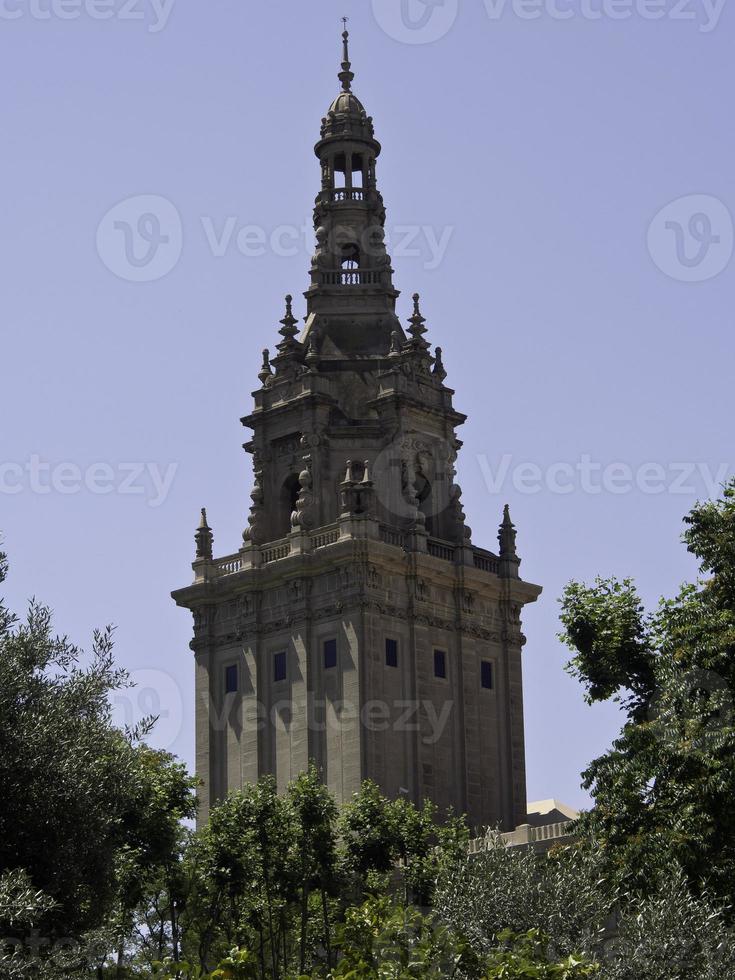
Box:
[304, 27, 399, 353]
[173, 30, 542, 832]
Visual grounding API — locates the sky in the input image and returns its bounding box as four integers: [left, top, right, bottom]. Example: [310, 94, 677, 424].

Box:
[1, 0, 733, 812]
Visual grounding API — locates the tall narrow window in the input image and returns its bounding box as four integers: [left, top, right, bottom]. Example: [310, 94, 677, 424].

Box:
[225, 664, 238, 694]
[274, 651, 287, 683]
[434, 649, 447, 679]
[385, 638, 398, 668]
[279, 473, 300, 536]
[324, 638, 337, 669]
[481, 661, 494, 690]
[333, 153, 346, 188]
[351, 154, 364, 188]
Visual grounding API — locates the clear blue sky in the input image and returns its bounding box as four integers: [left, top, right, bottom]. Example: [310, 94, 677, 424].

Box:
[1, 0, 733, 810]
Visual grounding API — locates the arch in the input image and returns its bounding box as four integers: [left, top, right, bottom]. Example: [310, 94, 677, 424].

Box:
[340, 242, 360, 270]
[415, 473, 434, 535]
[277, 473, 301, 538]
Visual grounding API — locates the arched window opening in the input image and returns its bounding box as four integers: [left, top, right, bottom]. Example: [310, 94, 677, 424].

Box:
[340, 243, 361, 284]
[341, 243, 360, 270]
[332, 153, 364, 193]
[351, 153, 364, 188]
[277, 473, 301, 538]
[415, 474, 434, 535]
[349, 460, 365, 482]
[333, 153, 347, 189]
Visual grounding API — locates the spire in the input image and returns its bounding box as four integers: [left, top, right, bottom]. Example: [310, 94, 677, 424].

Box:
[272, 294, 303, 375]
[433, 345, 447, 382]
[408, 293, 428, 342]
[498, 504, 520, 577]
[194, 508, 213, 561]
[407, 293, 430, 350]
[338, 19, 354, 92]
[279, 294, 298, 344]
[498, 505, 516, 556]
[258, 348, 273, 386]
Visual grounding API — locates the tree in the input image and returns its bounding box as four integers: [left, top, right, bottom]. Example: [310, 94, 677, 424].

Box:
[434, 834, 613, 963]
[339, 781, 467, 908]
[181, 776, 300, 976]
[312, 896, 477, 979]
[287, 766, 339, 974]
[0, 548, 197, 973]
[559, 481, 735, 901]
[606, 866, 735, 980]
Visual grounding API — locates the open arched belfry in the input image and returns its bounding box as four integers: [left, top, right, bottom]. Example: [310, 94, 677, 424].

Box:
[172, 30, 542, 832]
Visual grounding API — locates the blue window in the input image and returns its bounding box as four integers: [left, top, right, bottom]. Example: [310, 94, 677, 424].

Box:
[481, 660, 494, 690]
[324, 638, 337, 669]
[385, 638, 398, 668]
[274, 651, 287, 682]
[224, 664, 238, 694]
[434, 649, 447, 679]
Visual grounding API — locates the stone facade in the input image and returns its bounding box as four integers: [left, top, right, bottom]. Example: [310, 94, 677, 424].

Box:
[172, 31, 541, 832]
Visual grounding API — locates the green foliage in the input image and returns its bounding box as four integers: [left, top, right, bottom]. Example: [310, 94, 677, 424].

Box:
[180, 773, 465, 977]
[0, 548, 197, 976]
[434, 834, 613, 963]
[483, 930, 598, 979]
[559, 482, 735, 902]
[560, 577, 655, 719]
[314, 896, 474, 978]
[339, 781, 467, 906]
[607, 866, 735, 980]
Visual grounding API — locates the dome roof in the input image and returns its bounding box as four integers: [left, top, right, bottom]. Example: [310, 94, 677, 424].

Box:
[328, 91, 365, 116]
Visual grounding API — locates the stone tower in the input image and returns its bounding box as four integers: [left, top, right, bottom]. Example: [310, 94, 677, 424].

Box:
[172, 31, 541, 832]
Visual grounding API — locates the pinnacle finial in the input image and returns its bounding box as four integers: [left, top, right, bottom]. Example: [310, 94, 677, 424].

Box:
[338, 19, 354, 92]
[195, 508, 213, 560]
[407, 292, 429, 348]
[498, 504, 519, 566]
[433, 345, 447, 382]
[279, 294, 298, 341]
[258, 348, 273, 386]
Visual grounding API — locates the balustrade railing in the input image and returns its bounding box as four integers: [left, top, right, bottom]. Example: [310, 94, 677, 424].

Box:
[473, 549, 499, 575]
[379, 525, 405, 548]
[215, 554, 242, 576]
[331, 188, 365, 202]
[427, 538, 455, 562]
[312, 525, 340, 549]
[319, 268, 384, 287]
[468, 820, 574, 855]
[261, 540, 291, 564]
[210, 529, 500, 578]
